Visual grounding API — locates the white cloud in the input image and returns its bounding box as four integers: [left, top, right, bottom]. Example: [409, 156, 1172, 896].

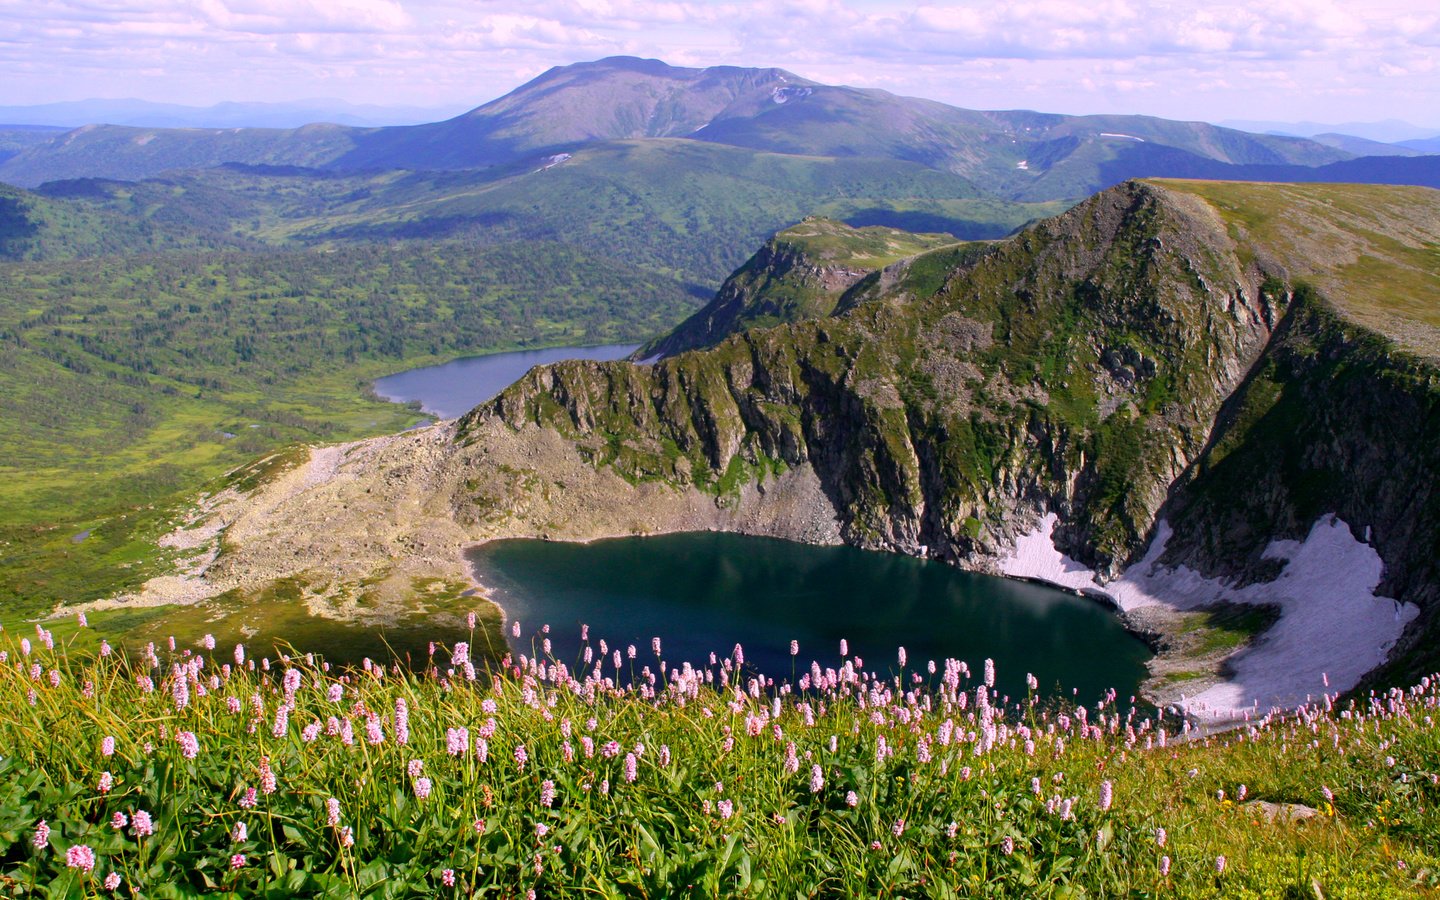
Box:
[0, 0, 1432, 128]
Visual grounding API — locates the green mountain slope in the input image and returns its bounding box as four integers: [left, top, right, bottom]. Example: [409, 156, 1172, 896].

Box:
[641, 216, 965, 358]
[5, 143, 1038, 282]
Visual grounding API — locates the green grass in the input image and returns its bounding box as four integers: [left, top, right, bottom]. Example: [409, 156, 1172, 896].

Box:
[0, 624, 1435, 896]
[1174, 604, 1284, 656]
[0, 238, 704, 613]
[1149, 180, 1440, 357]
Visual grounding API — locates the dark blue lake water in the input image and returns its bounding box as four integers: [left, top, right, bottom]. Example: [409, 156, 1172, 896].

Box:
[469, 531, 1152, 703]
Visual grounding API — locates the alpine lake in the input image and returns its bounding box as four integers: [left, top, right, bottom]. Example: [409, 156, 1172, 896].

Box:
[125, 345, 1152, 704]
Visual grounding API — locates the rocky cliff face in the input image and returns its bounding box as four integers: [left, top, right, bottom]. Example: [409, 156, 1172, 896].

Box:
[472, 181, 1288, 573]
[1157, 290, 1440, 688]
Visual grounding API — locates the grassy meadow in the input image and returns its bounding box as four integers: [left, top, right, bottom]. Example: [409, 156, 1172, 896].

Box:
[0, 619, 1436, 897]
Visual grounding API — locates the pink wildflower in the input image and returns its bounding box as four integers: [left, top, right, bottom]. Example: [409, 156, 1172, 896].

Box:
[66, 845, 96, 874]
[230, 854, 246, 869]
[103, 872, 121, 891]
[809, 765, 824, 793]
[442, 869, 455, 887]
[326, 798, 341, 826]
[414, 777, 432, 800]
[1099, 779, 1113, 812]
[132, 810, 154, 837]
[32, 820, 49, 849]
[101, 736, 115, 757]
[541, 780, 556, 808]
[446, 728, 468, 756]
[98, 771, 113, 794]
[177, 731, 199, 759]
[394, 698, 410, 746]
[624, 752, 638, 783]
[111, 812, 128, 830]
[239, 787, 258, 809]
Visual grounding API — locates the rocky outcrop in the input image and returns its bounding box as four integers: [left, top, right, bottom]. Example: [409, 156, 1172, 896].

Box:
[478, 181, 1288, 574]
[639, 217, 957, 358]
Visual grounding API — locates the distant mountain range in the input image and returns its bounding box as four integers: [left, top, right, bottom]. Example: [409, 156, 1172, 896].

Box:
[0, 98, 469, 129]
[1219, 118, 1440, 144]
[3, 56, 1434, 202]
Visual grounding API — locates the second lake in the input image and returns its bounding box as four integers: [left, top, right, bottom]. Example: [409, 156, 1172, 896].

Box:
[373, 343, 640, 420]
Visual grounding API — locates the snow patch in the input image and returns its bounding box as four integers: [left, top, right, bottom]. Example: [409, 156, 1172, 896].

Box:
[1099, 132, 1146, 141]
[1000, 513, 1418, 720]
[1015, 160, 1029, 170]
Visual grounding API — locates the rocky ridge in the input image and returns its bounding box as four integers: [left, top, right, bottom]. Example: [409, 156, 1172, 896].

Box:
[639, 216, 962, 358]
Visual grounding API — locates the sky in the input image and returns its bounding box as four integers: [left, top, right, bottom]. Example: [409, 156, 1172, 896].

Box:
[0, 0, 1436, 129]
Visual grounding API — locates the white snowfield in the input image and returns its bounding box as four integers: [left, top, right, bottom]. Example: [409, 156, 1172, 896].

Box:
[1000, 513, 1419, 721]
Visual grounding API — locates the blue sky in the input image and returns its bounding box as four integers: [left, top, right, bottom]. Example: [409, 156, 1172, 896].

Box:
[0, 0, 1436, 127]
